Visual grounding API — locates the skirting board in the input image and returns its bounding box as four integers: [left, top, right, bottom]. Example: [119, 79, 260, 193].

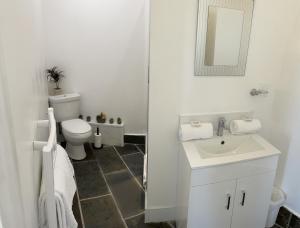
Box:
[124, 134, 146, 144]
[144, 207, 176, 223]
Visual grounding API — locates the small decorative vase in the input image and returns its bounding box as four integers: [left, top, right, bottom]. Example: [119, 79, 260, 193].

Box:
[117, 117, 122, 124]
[109, 118, 114, 124]
[86, 116, 91, 122]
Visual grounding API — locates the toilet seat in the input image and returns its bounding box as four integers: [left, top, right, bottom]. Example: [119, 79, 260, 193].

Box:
[62, 119, 91, 135]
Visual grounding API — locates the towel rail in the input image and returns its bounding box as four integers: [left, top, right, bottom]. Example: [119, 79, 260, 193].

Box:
[34, 108, 57, 228]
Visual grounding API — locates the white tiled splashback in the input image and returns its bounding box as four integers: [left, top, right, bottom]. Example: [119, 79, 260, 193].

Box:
[179, 111, 254, 132]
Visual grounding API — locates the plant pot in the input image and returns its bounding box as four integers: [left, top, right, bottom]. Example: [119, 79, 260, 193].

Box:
[54, 88, 63, 96]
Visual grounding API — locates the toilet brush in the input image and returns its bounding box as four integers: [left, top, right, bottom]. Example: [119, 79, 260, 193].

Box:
[94, 127, 102, 149]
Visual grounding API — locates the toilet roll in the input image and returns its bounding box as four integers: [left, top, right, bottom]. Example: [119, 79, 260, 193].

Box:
[94, 133, 102, 148]
[230, 119, 262, 135]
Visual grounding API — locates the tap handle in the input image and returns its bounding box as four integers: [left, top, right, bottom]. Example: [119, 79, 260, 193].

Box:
[250, 88, 269, 96]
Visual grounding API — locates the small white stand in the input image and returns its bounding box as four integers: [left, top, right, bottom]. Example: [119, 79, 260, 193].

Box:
[89, 118, 124, 146]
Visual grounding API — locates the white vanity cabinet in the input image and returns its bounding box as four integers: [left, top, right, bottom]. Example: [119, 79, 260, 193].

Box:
[231, 172, 275, 228]
[189, 180, 236, 228]
[176, 144, 279, 228]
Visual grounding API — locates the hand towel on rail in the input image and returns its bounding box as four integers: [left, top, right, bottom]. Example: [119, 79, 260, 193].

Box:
[39, 144, 77, 228]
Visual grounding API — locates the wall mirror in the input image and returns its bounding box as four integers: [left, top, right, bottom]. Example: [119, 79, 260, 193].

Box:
[195, 0, 254, 76]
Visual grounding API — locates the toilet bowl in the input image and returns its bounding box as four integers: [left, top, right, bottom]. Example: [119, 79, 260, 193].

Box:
[62, 118, 92, 160]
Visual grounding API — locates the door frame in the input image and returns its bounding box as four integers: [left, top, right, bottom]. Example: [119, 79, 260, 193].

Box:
[0, 34, 26, 228]
[144, 0, 151, 209]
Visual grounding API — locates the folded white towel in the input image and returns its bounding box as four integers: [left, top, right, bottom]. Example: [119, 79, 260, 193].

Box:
[39, 144, 77, 228]
[230, 119, 262, 135]
[180, 122, 213, 141]
[54, 144, 75, 179]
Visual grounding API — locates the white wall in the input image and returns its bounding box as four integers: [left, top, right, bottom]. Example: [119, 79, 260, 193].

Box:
[270, 6, 300, 215]
[43, 0, 148, 134]
[147, 0, 184, 220]
[0, 69, 26, 228]
[0, 0, 48, 227]
[147, 0, 299, 221]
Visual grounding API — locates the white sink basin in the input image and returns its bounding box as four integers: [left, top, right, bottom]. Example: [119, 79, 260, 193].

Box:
[195, 134, 264, 159]
[181, 132, 281, 168]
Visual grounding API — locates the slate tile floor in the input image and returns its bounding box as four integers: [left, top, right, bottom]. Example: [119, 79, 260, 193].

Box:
[71, 143, 174, 228]
[122, 153, 144, 185]
[73, 161, 109, 199]
[272, 207, 300, 228]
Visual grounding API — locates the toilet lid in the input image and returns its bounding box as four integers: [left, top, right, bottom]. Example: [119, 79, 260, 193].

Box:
[62, 119, 91, 134]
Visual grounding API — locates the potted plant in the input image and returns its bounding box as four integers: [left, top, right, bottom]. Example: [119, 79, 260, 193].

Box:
[46, 66, 65, 95]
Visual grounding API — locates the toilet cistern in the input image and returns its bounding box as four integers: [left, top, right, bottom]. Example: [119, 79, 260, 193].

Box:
[217, 117, 226, 137]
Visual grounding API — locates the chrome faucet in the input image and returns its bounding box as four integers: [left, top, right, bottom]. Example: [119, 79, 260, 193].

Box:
[217, 117, 226, 137]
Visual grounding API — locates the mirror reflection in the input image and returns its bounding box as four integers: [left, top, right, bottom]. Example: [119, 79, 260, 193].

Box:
[205, 6, 244, 66]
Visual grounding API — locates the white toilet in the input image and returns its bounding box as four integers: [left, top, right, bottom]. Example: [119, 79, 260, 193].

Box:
[49, 93, 92, 160]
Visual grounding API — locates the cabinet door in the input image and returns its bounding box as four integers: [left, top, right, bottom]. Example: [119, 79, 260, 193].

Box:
[231, 172, 275, 228]
[188, 180, 236, 228]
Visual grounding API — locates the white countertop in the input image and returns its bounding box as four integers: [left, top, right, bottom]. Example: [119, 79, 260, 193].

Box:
[181, 134, 281, 169]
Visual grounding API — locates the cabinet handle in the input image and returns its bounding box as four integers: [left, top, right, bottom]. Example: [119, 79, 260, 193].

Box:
[226, 194, 231, 210]
[240, 191, 246, 206]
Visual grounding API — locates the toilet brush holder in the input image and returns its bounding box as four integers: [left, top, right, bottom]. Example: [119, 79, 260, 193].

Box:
[94, 131, 102, 149]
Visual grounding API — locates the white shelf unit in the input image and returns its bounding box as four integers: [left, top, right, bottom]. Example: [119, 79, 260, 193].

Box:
[88, 118, 125, 146]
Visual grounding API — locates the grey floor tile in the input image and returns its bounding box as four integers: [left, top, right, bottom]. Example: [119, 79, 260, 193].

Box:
[93, 146, 127, 174]
[72, 193, 83, 228]
[137, 144, 146, 154]
[74, 161, 109, 199]
[126, 214, 172, 228]
[105, 169, 144, 218]
[72, 143, 96, 163]
[276, 207, 292, 228]
[290, 215, 300, 228]
[81, 195, 125, 228]
[123, 153, 144, 185]
[114, 144, 140, 156]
